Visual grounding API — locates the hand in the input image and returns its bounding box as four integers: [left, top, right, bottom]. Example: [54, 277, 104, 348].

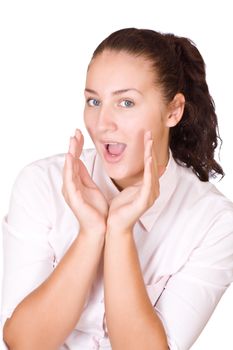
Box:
[107, 131, 160, 233]
[62, 129, 109, 235]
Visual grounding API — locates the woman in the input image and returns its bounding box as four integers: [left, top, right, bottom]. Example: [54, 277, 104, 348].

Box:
[2, 28, 233, 350]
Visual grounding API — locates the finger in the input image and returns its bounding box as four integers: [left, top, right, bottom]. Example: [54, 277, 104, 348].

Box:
[144, 130, 152, 159]
[63, 152, 75, 194]
[150, 136, 160, 198]
[145, 138, 153, 163]
[140, 133, 159, 206]
[65, 138, 83, 185]
[75, 129, 84, 158]
[69, 136, 77, 158]
[151, 139, 159, 183]
[62, 156, 85, 215]
[138, 132, 152, 201]
[142, 140, 153, 197]
[69, 130, 84, 160]
[68, 138, 82, 183]
[144, 130, 159, 187]
[63, 138, 73, 179]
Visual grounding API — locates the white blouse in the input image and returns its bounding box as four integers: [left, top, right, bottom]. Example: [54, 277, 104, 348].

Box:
[1, 148, 233, 350]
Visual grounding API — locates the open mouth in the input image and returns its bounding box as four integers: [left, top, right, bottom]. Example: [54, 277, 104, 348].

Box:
[101, 142, 127, 163]
[105, 142, 126, 156]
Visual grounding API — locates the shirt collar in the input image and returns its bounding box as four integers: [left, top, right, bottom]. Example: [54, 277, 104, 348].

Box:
[92, 150, 179, 232]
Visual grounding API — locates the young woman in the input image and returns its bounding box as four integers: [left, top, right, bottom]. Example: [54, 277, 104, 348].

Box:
[2, 28, 233, 350]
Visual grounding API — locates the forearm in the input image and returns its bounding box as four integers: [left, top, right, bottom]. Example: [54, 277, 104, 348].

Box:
[3, 230, 105, 350]
[104, 229, 168, 350]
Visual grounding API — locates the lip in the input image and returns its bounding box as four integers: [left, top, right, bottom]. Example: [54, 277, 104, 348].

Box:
[100, 141, 126, 164]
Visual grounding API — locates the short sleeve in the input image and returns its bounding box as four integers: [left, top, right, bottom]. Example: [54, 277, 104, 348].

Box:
[1, 163, 55, 330]
[153, 210, 233, 350]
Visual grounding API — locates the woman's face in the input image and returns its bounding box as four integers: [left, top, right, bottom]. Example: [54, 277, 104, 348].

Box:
[84, 50, 173, 189]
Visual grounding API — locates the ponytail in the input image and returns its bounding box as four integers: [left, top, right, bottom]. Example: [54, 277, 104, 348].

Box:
[165, 34, 224, 181]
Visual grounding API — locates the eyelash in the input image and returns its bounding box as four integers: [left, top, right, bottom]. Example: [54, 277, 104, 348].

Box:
[119, 99, 134, 108]
[86, 98, 135, 108]
[86, 98, 100, 107]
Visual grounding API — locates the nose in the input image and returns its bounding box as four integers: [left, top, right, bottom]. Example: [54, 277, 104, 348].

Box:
[96, 104, 118, 132]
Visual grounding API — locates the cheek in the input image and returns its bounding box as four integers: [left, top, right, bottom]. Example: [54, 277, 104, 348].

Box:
[129, 129, 145, 159]
[84, 114, 95, 136]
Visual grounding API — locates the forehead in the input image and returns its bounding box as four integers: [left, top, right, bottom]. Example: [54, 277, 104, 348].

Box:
[85, 50, 156, 92]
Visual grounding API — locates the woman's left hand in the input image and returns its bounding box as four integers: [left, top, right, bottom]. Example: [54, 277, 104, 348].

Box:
[107, 131, 160, 233]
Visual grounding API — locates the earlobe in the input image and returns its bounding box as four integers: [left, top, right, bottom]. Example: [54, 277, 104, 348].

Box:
[166, 93, 185, 127]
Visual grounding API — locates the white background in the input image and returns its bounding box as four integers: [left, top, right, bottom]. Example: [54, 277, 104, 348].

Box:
[0, 0, 233, 348]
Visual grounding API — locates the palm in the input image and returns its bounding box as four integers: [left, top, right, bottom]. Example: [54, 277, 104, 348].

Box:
[108, 184, 143, 230]
[110, 184, 140, 215]
[74, 159, 108, 219]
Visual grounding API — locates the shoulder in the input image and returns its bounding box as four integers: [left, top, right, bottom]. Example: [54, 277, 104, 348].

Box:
[175, 160, 233, 225]
[160, 159, 233, 275]
[14, 148, 97, 184]
[10, 149, 97, 204]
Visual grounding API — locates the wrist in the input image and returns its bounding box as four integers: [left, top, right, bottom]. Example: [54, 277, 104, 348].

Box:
[78, 228, 106, 246]
[106, 225, 133, 237]
[107, 216, 136, 234]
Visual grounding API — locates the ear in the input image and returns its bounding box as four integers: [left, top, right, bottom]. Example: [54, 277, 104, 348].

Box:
[166, 93, 185, 127]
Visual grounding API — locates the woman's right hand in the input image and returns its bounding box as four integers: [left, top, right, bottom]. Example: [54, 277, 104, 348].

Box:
[62, 129, 109, 235]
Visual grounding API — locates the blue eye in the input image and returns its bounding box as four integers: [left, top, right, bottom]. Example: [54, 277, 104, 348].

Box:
[120, 100, 134, 108]
[87, 98, 100, 107]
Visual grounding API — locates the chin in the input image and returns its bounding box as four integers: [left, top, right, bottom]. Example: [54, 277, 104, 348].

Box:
[106, 165, 143, 186]
[104, 165, 129, 180]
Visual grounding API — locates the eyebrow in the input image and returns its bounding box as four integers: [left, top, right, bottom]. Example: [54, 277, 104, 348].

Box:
[84, 88, 142, 96]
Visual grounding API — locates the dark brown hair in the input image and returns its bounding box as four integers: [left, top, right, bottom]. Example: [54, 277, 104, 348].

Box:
[91, 27, 224, 182]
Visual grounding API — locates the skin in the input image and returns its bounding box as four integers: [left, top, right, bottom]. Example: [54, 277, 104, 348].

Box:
[3, 49, 185, 349]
